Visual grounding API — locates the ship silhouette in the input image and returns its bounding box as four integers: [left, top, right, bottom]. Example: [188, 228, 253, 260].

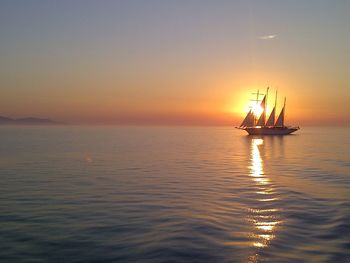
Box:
[237, 88, 300, 135]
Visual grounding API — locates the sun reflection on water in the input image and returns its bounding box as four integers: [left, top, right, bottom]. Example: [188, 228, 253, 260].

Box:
[247, 138, 281, 262]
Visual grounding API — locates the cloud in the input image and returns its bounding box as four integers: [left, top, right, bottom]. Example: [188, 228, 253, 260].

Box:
[259, 34, 277, 40]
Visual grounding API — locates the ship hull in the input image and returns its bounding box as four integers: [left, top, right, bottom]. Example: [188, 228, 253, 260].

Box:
[244, 127, 299, 135]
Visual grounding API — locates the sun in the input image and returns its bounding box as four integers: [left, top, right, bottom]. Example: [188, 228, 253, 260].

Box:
[252, 104, 264, 117]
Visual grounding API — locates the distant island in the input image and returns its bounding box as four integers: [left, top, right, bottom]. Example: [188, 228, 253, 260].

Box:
[0, 116, 59, 125]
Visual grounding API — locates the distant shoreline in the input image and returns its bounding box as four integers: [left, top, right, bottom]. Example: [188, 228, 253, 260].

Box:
[0, 116, 61, 125]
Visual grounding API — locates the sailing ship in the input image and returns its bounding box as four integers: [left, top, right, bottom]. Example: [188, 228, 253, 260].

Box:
[237, 88, 300, 135]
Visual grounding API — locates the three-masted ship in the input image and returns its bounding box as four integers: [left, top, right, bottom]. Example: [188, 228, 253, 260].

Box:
[237, 88, 300, 135]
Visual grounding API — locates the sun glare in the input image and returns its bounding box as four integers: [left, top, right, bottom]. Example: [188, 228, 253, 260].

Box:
[252, 104, 264, 117]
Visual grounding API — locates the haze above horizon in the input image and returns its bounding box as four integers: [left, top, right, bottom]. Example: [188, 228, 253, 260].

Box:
[1, 1, 349, 126]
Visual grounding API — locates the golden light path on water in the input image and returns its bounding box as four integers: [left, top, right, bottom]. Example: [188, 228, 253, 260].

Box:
[248, 138, 281, 262]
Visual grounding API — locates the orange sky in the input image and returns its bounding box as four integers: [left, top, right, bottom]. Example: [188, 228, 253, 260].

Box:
[1, 1, 350, 126]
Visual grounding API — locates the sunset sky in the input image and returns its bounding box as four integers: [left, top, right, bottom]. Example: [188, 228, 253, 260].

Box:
[1, 1, 349, 125]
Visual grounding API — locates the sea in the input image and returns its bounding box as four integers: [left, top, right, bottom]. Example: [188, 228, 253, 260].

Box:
[0, 126, 349, 263]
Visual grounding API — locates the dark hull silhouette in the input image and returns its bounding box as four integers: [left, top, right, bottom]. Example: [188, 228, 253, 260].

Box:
[244, 126, 299, 135]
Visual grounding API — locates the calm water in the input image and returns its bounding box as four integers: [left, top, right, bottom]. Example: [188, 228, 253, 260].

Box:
[1, 126, 350, 262]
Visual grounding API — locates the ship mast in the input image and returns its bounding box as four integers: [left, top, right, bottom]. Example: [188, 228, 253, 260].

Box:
[251, 89, 260, 126]
[252, 88, 269, 127]
[273, 90, 277, 127]
[265, 87, 269, 127]
[275, 90, 278, 108]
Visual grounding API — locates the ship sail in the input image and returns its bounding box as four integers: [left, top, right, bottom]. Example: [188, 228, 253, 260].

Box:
[275, 97, 286, 127]
[240, 110, 254, 127]
[266, 107, 275, 126]
[266, 90, 277, 126]
[256, 95, 266, 126]
[275, 107, 284, 126]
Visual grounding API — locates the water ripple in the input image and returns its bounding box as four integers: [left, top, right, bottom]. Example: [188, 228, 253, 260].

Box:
[0, 127, 349, 262]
